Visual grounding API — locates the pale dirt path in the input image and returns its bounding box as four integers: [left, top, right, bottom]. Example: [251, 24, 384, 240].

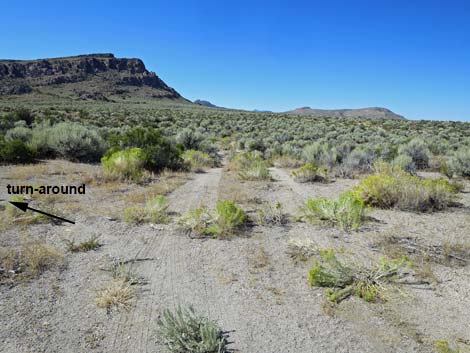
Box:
[106, 165, 426, 353]
[107, 166, 225, 353]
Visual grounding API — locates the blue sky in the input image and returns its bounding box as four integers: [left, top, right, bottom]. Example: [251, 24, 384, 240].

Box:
[1, 0, 469, 121]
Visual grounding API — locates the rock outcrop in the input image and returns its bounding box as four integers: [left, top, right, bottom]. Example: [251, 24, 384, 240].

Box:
[0, 53, 184, 100]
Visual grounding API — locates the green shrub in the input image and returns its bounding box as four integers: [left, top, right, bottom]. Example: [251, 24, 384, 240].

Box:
[309, 250, 408, 303]
[102, 148, 146, 182]
[108, 127, 182, 172]
[31, 122, 106, 162]
[65, 235, 101, 252]
[341, 148, 375, 176]
[156, 306, 226, 353]
[434, 340, 460, 353]
[302, 142, 337, 168]
[5, 126, 33, 143]
[291, 163, 328, 183]
[449, 147, 470, 178]
[0, 138, 36, 164]
[212, 200, 248, 236]
[177, 207, 214, 236]
[182, 149, 213, 172]
[124, 195, 169, 224]
[238, 159, 271, 180]
[354, 169, 458, 212]
[175, 128, 204, 150]
[231, 152, 271, 180]
[272, 155, 303, 168]
[398, 138, 430, 169]
[392, 154, 416, 174]
[178, 200, 247, 238]
[303, 192, 366, 231]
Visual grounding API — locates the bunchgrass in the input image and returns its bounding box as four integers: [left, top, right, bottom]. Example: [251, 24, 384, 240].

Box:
[96, 279, 134, 311]
[156, 306, 226, 353]
[257, 201, 287, 226]
[178, 200, 247, 238]
[0, 242, 64, 282]
[65, 235, 101, 252]
[303, 191, 366, 231]
[124, 195, 170, 224]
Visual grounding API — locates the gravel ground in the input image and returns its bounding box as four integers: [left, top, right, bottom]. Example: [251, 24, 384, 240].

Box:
[0, 161, 469, 353]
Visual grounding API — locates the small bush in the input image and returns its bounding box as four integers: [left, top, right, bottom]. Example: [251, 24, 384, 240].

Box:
[272, 155, 303, 168]
[212, 200, 248, 236]
[309, 250, 408, 303]
[5, 126, 33, 143]
[302, 142, 337, 168]
[257, 201, 287, 225]
[178, 200, 247, 238]
[303, 192, 366, 231]
[232, 152, 271, 180]
[101, 148, 146, 182]
[354, 169, 458, 212]
[291, 163, 328, 183]
[108, 127, 182, 172]
[392, 154, 416, 174]
[31, 122, 106, 162]
[434, 340, 460, 353]
[157, 306, 226, 353]
[182, 149, 213, 172]
[0, 137, 36, 164]
[287, 237, 318, 263]
[449, 147, 470, 178]
[230, 152, 271, 180]
[398, 138, 430, 169]
[65, 235, 101, 252]
[177, 207, 214, 236]
[238, 160, 271, 180]
[124, 195, 170, 224]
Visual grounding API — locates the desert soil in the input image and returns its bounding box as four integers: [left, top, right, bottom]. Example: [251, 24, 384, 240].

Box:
[0, 160, 469, 353]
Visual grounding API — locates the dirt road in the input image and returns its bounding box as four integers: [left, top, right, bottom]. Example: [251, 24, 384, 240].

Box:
[1, 162, 469, 353]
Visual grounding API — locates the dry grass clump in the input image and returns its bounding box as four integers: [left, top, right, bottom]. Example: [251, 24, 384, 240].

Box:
[157, 305, 227, 353]
[123, 195, 170, 224]
[287, 237, 318, 263]
[256, 201, 288, 225]
[308, 250, 409, 303]
[250, 247, 271, 271]
[95, 279, 134, 311]
[377, 234, 470, 267]
[65, 235, 101, 252]
[354, 166, 460, 212]
[0, 242, 64, 282]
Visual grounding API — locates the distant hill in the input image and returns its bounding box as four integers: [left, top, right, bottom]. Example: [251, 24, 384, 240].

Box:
[193, 99, 226, 109]
[0, 53, 187, 102]
[284, 106, 406, 120]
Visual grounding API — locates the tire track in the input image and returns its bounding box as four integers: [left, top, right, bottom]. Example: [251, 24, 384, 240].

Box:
[108, 167, 224, 353]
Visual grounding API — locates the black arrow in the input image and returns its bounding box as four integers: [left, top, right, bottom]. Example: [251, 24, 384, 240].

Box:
[9, 201, 75, 224]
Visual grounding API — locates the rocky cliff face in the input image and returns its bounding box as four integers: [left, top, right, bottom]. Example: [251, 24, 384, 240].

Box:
[0, 53, 184, 100]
